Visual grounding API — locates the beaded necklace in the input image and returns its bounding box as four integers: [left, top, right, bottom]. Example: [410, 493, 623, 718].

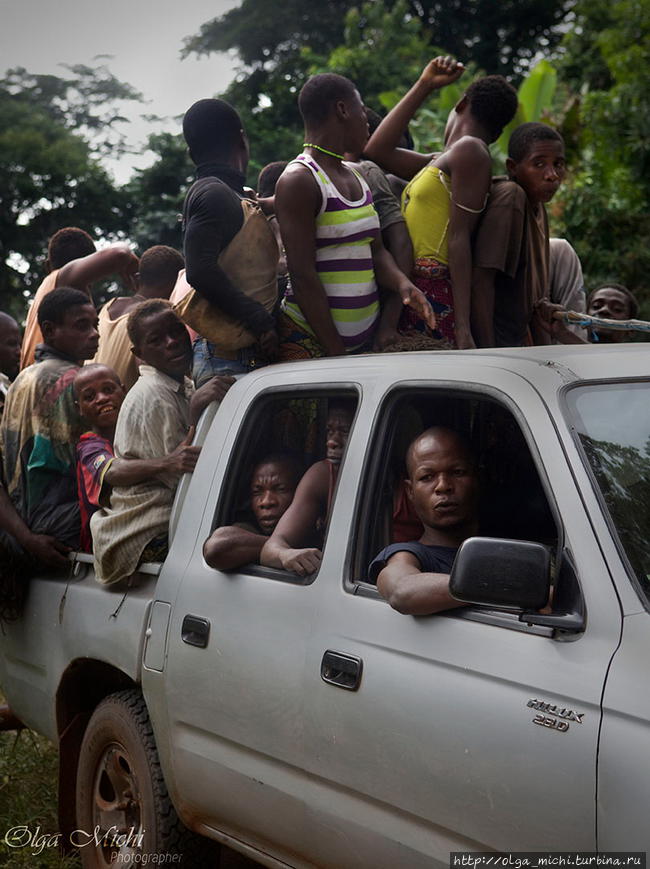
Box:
[303, 142, 344, 160]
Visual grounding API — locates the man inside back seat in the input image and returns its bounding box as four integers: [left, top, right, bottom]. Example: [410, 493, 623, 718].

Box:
[203, 453, 303, 571]
[369, 426, 480, 614]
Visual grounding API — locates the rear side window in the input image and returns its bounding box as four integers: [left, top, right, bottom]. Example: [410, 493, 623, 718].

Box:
[208, 388, 359, 582]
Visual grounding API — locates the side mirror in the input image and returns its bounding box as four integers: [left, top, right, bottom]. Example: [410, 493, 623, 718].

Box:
[449, 537, 551, 611]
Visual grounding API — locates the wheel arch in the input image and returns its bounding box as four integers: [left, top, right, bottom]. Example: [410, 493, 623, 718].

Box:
[56, 658, 137, 850]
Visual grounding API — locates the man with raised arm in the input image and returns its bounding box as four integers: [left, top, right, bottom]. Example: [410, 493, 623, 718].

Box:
[21, 227, 139, 369]
[93, 245, 185, 391]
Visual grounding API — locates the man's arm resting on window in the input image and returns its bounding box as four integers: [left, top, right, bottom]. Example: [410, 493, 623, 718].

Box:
[203, 525, 268, 571]
[260, 462, 328, 575]
[377, 550, 466, 615]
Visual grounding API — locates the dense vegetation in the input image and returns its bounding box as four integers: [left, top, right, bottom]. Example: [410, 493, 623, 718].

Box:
[1, 0, 647, 318]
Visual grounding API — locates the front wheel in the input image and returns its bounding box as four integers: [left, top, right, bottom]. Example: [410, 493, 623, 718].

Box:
[75, 688, 218, 868]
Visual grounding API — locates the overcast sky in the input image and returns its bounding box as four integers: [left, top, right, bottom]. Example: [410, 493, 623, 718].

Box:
[0, 0, 240, 181]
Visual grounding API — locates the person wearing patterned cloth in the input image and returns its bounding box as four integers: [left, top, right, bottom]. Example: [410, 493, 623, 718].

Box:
[275, 73, 435, 360]
[74, 364, 204, 553]
[0, 312, 21, 422]
[1, 288, 99, 553]
[365, 57, 518, 349]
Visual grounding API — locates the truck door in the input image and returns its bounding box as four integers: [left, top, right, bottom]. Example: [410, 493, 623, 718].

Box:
[563, 380, 650, 851]
[150, 385, 362, 862]
[297, 380, 622, 868]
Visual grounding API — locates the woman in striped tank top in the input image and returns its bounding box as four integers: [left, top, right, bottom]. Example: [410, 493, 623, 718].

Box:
[275, 73, 435, 361]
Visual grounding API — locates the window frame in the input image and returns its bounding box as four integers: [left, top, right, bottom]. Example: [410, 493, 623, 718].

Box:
[561, 376, 650, 613]
[343, 380, 567, 636]
[205, 382, 361, 586]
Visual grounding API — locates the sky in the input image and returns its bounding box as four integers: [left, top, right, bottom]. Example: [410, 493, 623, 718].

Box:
[0, 0, 240, 182]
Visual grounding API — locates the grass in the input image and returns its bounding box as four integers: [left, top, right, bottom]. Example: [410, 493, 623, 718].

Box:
[0, 719, 80, 868]
[0, 695, 255, 869]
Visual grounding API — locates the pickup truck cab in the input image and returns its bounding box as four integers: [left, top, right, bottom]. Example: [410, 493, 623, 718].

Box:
[0, 344, 648, 867]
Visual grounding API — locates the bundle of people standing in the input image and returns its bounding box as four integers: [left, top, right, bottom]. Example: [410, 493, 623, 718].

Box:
[0, 56, 642, 612]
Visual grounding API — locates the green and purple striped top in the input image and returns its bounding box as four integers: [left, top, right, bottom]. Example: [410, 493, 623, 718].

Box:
[282, 153, 380, 351]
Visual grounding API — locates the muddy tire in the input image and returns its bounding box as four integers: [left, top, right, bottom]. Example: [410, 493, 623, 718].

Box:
[75, 688, 219, 868]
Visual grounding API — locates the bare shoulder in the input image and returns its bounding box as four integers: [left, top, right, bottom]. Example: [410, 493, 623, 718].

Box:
[276, 162, 320, 218]
[276, 161, 317, 194]
[445, 135, 492, 169]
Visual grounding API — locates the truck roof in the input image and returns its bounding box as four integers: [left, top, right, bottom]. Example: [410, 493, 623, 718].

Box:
[247, 344, 649, 387]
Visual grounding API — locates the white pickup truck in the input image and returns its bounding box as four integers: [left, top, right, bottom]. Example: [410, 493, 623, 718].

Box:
[0, 344, 648, 868]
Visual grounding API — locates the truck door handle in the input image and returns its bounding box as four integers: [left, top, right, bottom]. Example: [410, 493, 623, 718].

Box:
[181, 615, 210, 648]
[320, 650, 363, 691]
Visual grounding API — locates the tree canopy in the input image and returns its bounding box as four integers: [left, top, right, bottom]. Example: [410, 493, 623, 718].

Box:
[0, 1, 647, 323]
[0, 64, 141, 318]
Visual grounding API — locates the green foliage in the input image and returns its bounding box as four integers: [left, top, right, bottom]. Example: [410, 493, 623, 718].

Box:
[492, 60, 558, 170]
[551, 0, 650, 308]
[123, 132, 194, 254]
[0, 63, 141, 319]
[183, 0, 349, 65]
[182, 0, 573, 174]
[309, 2, 433, 108]
[185, 0, 571, 81]
[402, 0, 572, 77]
[2, 64, 143, 158]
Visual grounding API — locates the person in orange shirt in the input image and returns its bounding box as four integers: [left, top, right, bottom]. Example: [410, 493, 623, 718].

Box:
[21, 227, 139, 369]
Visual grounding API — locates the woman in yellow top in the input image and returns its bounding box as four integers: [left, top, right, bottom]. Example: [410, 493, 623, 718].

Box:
[365, 57, 518, 349]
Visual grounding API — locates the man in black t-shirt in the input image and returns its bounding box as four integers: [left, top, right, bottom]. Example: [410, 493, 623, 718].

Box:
[180, 99, 279, 385]
[369, 426, 479, 615]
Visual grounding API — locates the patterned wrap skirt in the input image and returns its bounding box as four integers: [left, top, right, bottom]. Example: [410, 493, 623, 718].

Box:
[399, 256, 456, 348]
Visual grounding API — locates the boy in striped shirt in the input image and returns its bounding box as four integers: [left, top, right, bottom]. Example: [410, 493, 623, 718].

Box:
[275, 73, 434, 360]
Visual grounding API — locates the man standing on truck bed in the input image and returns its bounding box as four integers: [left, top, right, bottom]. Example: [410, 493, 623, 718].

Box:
[369, 426, 480, 614]
[20, 227, 139, 370]
[177, 98, 280, 385]
[275, 73, 435, 360]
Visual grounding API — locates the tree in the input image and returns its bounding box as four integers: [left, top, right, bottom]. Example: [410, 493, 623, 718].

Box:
[183, 0, 574, 176]
[186, 0, 571, 79]
[0, 64, 142, 319]
[552, 0, 650, 307]
[123, 132, 194, 255]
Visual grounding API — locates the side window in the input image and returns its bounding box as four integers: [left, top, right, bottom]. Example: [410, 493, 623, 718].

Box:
[351, 389, 559, 594]
[206, 388, 358, 581]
